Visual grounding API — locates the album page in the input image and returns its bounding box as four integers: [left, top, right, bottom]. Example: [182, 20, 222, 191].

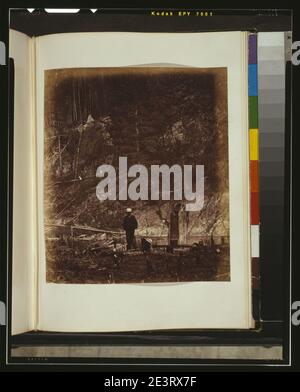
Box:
[10, 30, 36, 335]
[35, 31, 252, 331]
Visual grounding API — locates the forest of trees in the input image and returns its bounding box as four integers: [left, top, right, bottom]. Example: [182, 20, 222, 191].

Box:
[44, 67, 229, 242]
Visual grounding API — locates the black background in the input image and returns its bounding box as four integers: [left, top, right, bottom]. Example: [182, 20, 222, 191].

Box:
[0, 0, 299, 373]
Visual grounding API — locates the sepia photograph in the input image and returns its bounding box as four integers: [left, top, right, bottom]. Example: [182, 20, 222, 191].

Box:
[44, 66, 230, 284]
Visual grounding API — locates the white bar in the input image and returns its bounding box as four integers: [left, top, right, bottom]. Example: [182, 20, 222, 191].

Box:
[251, 225, 260, 258]
[45, 9, 80, 13]
[258, 32, 285, 47]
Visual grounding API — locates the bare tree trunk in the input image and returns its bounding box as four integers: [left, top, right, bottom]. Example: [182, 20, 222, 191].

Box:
[77, 79, 82, 123]
[72, 79, 78, 122]
[135, 108, 140, 154]
[58, 135, 62, 177]
[74, 131, 82, 178]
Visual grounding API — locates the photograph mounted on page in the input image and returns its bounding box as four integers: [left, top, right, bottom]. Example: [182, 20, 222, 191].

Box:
[44, 66, 229, 284]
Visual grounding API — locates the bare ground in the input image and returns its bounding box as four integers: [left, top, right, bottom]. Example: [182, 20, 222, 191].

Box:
[46, 239, 230, 284]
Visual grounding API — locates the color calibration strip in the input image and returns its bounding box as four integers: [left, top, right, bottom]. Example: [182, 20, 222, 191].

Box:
[249, 34, 260, 289]
[257, 32, 287, 319]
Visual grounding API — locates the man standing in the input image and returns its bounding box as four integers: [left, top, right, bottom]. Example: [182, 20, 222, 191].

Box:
[123, 208, 138, 250]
